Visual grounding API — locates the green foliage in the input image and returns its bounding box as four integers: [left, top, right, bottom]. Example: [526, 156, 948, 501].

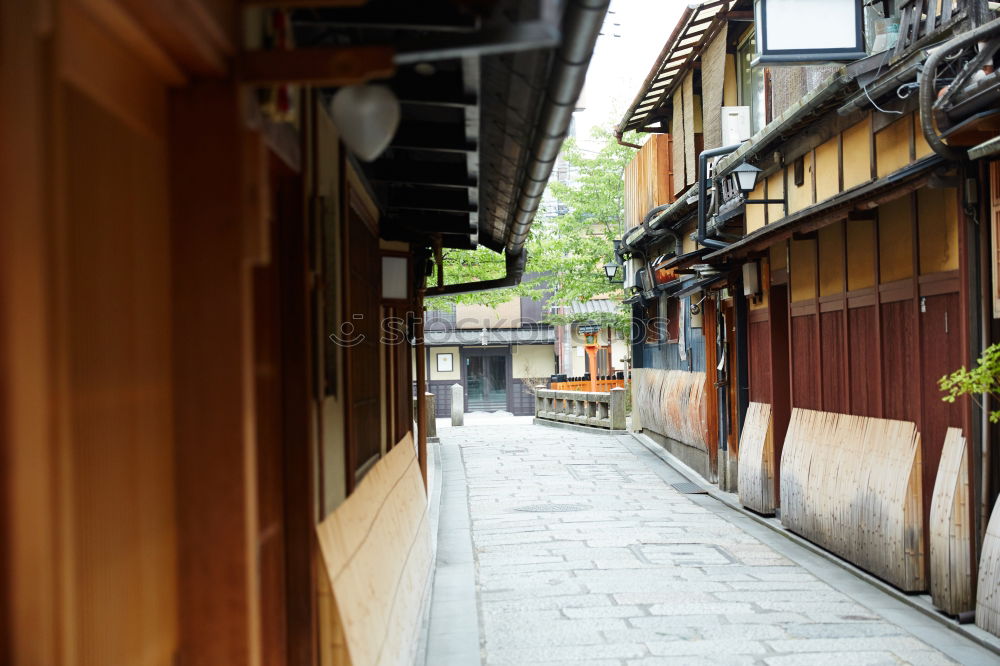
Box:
[939, 342, 1000, 422]
[427, 126, 638, 333]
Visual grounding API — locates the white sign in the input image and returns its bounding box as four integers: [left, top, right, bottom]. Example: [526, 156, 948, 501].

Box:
[755, 0, 865, 64]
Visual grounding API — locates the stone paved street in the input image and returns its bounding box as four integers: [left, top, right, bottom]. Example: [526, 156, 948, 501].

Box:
[424, 420, 999, 666]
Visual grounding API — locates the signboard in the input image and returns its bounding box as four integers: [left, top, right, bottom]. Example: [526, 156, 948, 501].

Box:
[578, 324, 602, 334]
[754, 0, 866, 65]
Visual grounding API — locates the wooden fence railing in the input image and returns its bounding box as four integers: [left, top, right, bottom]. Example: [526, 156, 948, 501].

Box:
[894, 0, 965, 59]
[535, 387, 626, 431]
[549, 379, 625, 392]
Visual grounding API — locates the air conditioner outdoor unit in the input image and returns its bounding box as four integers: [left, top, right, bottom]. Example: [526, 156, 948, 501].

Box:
[721, 106, 751, 145]
[624, 257, 643, 290]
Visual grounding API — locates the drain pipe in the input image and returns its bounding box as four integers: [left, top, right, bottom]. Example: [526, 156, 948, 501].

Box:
[697, 143, 743, 249]
[506, 0, 610, 255]
[919, 17, 1000, 162]
[425, 249, 527, 297]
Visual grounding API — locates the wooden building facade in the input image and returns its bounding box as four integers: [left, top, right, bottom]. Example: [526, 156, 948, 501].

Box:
[0, 0, 606, 664]
[616, 0, 1000, 628]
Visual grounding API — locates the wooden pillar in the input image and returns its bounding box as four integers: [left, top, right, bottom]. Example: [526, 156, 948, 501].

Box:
[415, 290, 428, 487]
[0, 1, 58, 661]
[170, 81, 266, 666]
[585, 345, 598, 392]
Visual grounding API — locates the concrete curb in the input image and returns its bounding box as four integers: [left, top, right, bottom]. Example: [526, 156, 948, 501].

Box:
[629, 429, 1000, 659]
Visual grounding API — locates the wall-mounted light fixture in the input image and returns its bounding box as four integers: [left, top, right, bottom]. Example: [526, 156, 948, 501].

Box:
[604, 261, 624, 284]
[381, 253, 410, 301]
[330, 84, 401, 162]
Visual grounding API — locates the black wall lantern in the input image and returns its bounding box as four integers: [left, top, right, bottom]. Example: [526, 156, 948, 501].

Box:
[754, 0, 866, 65]
[604, 261, 624, 284]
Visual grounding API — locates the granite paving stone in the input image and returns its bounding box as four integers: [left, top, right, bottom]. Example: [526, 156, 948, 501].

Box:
[425, 421, 997, 666]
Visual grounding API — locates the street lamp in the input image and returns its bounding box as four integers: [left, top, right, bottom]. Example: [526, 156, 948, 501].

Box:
[731, 162, 761, 194]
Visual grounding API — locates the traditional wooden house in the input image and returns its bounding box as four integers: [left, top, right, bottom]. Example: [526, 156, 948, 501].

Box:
[0, 0, 606, 664]
[422, 297, 556, 416]
[615, 0, 1000, 624]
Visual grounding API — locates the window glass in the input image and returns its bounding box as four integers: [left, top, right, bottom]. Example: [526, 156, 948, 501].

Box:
[737, 28, 766, 134]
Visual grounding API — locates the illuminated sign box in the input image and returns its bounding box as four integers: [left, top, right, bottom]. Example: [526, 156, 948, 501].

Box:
[754, 0, 866, 65]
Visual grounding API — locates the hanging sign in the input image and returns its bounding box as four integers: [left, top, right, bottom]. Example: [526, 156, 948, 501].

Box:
[754, 0, 866, 65]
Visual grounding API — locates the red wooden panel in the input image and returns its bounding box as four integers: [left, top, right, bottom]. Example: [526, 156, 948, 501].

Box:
[848, 306, 880, 417]
[920, 291, 963, 520]
[820, 310, 847, 414]
[880, 300, 918, 423]
[749, 318, 772, 404]
[791, 314, 820, 410]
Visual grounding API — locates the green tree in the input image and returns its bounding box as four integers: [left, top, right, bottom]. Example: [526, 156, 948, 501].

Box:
[427, 127, 636, 332]
[940, 342, 1000, 422]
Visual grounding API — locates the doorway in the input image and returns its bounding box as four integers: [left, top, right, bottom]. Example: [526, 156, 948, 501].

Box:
[465, 351, 508, 412]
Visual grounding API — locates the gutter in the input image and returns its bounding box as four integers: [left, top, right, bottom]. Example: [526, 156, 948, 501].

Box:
[506, 0, 610, 256]
[428, 0, 608, 296]
[424, 248, 527, 297]
[714, 69, 854, 178]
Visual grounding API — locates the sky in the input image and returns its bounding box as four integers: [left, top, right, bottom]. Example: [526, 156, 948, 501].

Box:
[574, 0, 690, 151]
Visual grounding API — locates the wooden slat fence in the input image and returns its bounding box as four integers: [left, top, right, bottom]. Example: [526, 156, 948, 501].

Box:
[623, 134, 673, 230]
[780, 409, 926, 591]
[894, 0, 964, 59]
[632, 368, 709, 451]
[737, 402, 776, 515]
[976, 498, 1000, 637]
[929, 428, 974, 615]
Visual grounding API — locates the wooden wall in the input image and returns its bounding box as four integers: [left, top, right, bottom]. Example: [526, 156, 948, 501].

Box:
[770, 187, 966, 543]
[624, 134, 673, 230]
[780, 409, 926, 591]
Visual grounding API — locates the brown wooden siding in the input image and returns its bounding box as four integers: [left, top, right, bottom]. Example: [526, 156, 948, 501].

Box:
[819, 310, 847, 414]
[749, 318, 772, 404]
[880, 300, 918, 423]
[848, 305, 880, 417]
[790, 315, 820, 410]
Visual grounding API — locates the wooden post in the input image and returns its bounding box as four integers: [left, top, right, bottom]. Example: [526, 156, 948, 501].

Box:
[585, 345, 598, 393]
[171, 81, 265, 666]
[415, 291, 428, 487]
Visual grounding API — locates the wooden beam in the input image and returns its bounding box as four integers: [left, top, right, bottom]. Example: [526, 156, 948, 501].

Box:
[238, 46, 394, 86]
[369, 162, 475, 189]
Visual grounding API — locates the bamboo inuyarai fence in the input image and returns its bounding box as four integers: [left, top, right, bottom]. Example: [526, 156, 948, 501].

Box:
[737, 402, 776, 516]
[780, 409, 925, 592]
[929, 428, 974, 616]
[631, 368, 708, 451]
[976, 497, 1000, 637]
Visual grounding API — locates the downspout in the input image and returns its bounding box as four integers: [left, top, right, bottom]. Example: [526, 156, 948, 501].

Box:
[698, 144, 743, 249]
[919, 17, 1000, 162]
[507, 0, 610, 255]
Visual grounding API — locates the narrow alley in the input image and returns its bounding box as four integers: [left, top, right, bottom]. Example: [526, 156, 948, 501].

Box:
[424, 419, 999, 666]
